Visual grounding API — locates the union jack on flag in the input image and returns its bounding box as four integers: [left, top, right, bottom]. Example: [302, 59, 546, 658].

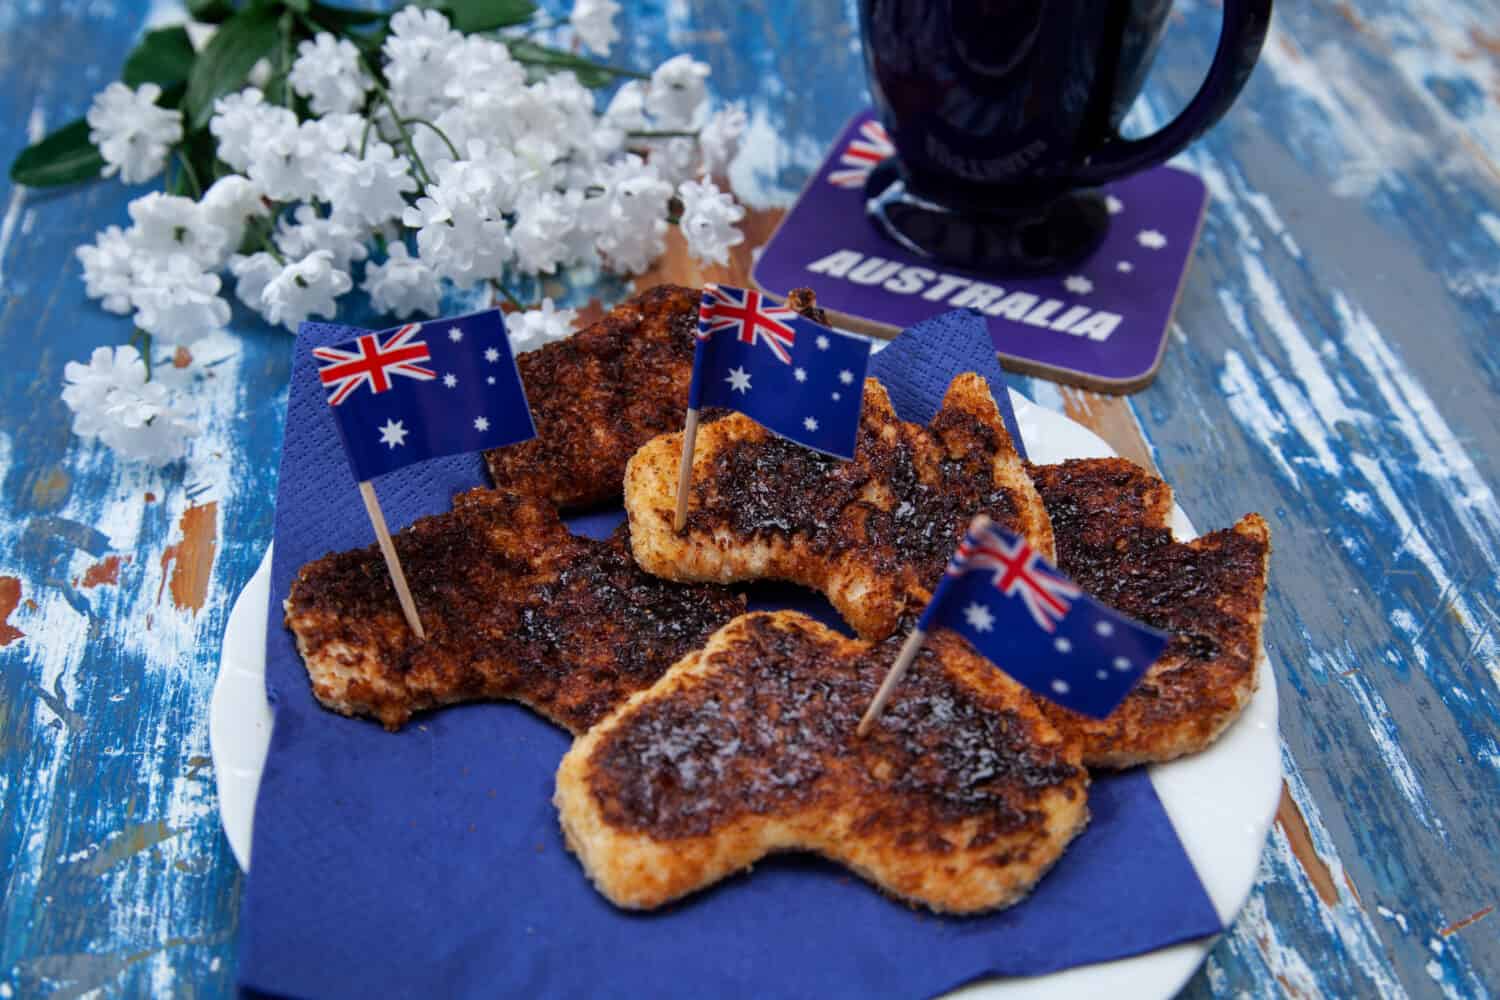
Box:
[698, 284, 798, 364]
[828, 118, 895, 189]
[313, 324, 436, 406]
[948, 528, 1082, 633]
[917, 517, 1169, 719]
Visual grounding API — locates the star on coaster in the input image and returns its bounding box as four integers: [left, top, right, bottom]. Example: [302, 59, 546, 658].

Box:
[816, 335, 830, 350]
[474, 416, 490, 432]
[1063, 275, 1093, 295]
[962, 601, 995, 632]
[838, 369, 854, 385]
[803, 416, 819, 432]
[1117, 260, 1134, 273]
[1137, 229, 1167, 250]
[377, 419, 407, 449]
[794, 367, 807, 383]
[1106, 195, 1124, 215]
[448, 327, 464, 342]
[484, 347, 500, 362]
[442, 373, 458, 388]
[725, 366, 752, 393]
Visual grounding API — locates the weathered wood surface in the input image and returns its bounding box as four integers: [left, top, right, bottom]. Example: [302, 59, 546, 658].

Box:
[2, 0, 1497, 996]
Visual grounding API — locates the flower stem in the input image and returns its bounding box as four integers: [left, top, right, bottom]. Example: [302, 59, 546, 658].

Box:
[173, 150, 203, 198]
[627, 129, 700, 139]
[400, 117, 461, 162]
[490, 280, 527, 311]
[131, 328, 154, 381]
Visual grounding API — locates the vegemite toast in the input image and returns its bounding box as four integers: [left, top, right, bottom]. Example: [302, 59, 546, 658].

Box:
[484, 283, 827, 509]
[623, 373, 1054, 641]
[1027, 458, 1271, 768]
[285, 489, 744, 732]
[554, 611, 1089, 914]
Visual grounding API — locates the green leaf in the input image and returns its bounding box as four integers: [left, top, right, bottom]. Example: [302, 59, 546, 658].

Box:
[122, 26, 197, 90]
[307, 1, 387, 31]
[183, 5, 283, 128]
[504, 39, 637, 88]
[282, 0, 311, 13]
[445, 0, 537, 33]
[9, 118, 106, 187]
[186, 0, 234, 22]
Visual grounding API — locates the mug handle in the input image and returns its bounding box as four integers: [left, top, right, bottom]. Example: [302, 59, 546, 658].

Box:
[1070, 0, 1273, 185]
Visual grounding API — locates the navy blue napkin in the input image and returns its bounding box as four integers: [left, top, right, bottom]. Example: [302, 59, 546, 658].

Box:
[240, 310, 1220, 998]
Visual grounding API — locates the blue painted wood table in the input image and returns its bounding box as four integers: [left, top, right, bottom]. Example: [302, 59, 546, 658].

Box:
[2, 0, 1497, 995]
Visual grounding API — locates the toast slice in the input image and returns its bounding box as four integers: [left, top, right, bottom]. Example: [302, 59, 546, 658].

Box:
[1027, 458, 1271, 768]
[555, 611, 1089, 913]
[485, 283, 828, 509]
[285, 488, 744, 732]
[623, 373, 1054, 641]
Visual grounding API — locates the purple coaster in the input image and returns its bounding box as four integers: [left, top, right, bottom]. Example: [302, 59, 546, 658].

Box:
[753, 110, 1209, 393]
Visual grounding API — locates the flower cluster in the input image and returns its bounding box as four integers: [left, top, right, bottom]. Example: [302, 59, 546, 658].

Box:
[58, 1, 748, 465]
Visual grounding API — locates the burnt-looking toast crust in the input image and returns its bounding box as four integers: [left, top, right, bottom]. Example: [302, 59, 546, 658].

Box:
[1027, 458, 1271, 767]
[285, 488, 745, 732]
[556, 611, 1089, 915]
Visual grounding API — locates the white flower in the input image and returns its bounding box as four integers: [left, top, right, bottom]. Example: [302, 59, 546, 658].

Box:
[602, 80, 649, 132]
[650, 136, 699, 186]
[61, 345, 195, 465]
[129, 255, 232, 341]
[384, 7, 462, 119]
[586, 155, 672, 274]
[699, 104, 746, 177]
[86, 83, 183, 184]
[76, 226, 137, 314]
[128, 191, 230, 269]
[402, 160, 513, 287]
[275, 204, 369, 272]
[209, 89, 296, 173]
[509, 298, 578, 352]
[363, 243, 442, 319]
[511, 190, 578, 275]
[677, 178, 744, 266]
[260, 250, 352, 331]
[198, 175, 267, 253]
[289, 33, 371, 115]
[326, 142, 418, 226]
[149, 329, 239, 391]
[570, 0, 621, 56]
[247, 119, 342, 203]
[646, 54, 710, 128]
[443, 36, 526, 111]
[228, 252, 283, 317]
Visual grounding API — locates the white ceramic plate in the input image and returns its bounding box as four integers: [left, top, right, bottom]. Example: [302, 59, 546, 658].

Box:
[212, 389, 1280, 999]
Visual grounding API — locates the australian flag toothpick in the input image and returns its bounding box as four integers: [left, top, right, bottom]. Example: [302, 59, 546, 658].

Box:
[689, 284, 872, 459]
[309, 309, 537, 639]
[860, 514, 1169, 734]
[314, 309, 536, 482]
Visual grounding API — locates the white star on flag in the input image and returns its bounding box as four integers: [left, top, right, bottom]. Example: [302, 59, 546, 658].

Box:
[1054, 637, 1072, 653]
[963, 601, 995, 632]
[816, 335, 830, 350]
[794, 367, 807, 383]
[1113, 656, 1132, 671]
[484, 347, 500, 362]
[1064, 275, 1093, 295]
[838, 369, 854, 384]
[726, 366, 752, 393]
[443, 374, 458, 388]
[378, 419, 408, 449]
[803, 416, 819, 432]
[1096, 621, 1115, 637]
[1137, 229, 1167, 249]
[448, 327, 463, 342]
[832, 391, 841, 401]
[487, 376, 495, 385]
[1051, 679, 1071, 694]
[474, 416, 489, 431]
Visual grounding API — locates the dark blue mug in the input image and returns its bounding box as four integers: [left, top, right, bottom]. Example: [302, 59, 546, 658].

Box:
[859, 0, 1273, 272]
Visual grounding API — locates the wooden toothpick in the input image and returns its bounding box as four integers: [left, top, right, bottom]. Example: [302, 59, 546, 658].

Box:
[357, 480, 426, 640]
[672, 406, 701, 533]
[857, 514, 992, 736]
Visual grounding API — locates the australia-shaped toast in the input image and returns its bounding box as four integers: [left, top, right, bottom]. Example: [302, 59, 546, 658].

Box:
[623, 373, 1054, 641]
[285, 488, 745, 732]
[554, 611, 1089, 914]
[485, 284, 829, 509]
[1026, 458, 1271, 768]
